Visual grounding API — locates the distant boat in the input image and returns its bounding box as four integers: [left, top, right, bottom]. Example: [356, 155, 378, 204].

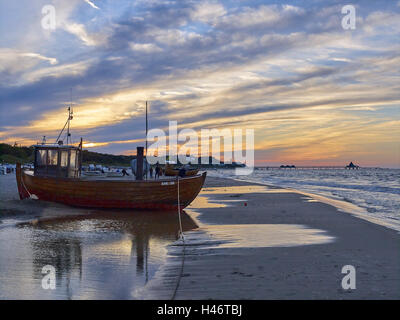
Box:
[105, 171, 124, 178]
[82, 170, 104, 177]
[165, 163, 199, 176]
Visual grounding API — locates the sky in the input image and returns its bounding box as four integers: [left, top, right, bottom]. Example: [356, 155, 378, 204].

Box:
[0, 0, 399, 167]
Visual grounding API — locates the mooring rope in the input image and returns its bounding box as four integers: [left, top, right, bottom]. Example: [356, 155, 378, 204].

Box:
[177, 176, 184, 237]
[20, 168, 33, 198]
[171, 176, 186, 300]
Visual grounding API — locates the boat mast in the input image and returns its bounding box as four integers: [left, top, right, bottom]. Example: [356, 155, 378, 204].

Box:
[55, 108, 72, 144]
[66, 107, 71, 145]
[145, 101, 148, 180]
[55, 90, 73, 145]
[67, 88, 73, 145]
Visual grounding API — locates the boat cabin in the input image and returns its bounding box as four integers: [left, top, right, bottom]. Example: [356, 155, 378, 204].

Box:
[33, 144, 82, 178]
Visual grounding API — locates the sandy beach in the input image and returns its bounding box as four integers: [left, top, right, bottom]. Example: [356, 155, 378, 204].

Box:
[139, 176, 400, 300]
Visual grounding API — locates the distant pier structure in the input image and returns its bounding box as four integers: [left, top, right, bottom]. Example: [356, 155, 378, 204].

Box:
[345, 161, 360, 169]
[280, 164, 296, 169]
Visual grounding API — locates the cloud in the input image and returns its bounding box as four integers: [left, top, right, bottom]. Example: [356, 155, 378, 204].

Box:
[129, 42, 163, 53]
[84, 0, 100, 10]
[19, 53, 58, 65]
[63, 23, 101, 46]
[190, 1, 226, 24]
[215, 4, 305, 31]
[0, 49, 58, 73]
[23, 60, 93, 83]
[0, 49, 59, 86]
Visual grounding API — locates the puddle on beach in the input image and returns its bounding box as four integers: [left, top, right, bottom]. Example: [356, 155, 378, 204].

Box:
[202, 185, 279, 194]
[186, 186, 335, 249]
[187, 186, 269, 210]
[204, 224, 335, 248]
[0, 211, 197, 299]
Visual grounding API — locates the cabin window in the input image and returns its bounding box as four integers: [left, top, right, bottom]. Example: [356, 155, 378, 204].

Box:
[60, 151, 68, 167]
[70, 150, 77, 168]
[36, 149, 47, 165]
[48, 150, 58, 166]
[34, 147, 81, 178]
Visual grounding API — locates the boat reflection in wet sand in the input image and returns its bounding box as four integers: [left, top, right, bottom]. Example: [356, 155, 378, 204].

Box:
[6, 211, 198, 299]
[29, 211, 198, 279]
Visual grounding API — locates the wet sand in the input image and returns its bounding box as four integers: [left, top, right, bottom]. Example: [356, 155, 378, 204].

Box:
[140, 176, 400, 300]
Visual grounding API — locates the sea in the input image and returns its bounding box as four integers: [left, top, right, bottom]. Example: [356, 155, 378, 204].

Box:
[208, 167, 400, 232]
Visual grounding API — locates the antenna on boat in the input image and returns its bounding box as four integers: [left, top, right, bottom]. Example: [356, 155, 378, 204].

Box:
[55, 90, 74, 145]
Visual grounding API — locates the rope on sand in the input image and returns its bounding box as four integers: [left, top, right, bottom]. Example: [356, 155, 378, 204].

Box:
[172, 176, 186, 300]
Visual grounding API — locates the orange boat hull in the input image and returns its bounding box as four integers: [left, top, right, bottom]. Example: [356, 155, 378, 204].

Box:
[16, 164, 206, 210]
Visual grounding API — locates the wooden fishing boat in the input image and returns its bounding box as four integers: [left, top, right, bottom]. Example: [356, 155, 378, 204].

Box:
[164, 164, 199, 176]
[16, 109, 206, 210]
[16, 162, 206, 210]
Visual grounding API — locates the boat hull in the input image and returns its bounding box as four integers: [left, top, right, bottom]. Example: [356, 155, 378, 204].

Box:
[16, 164, 206, 210]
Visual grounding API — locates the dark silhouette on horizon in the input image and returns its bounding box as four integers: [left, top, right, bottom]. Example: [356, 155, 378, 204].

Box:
[346, 162, 360, 169]
[280, 164, 296, 169]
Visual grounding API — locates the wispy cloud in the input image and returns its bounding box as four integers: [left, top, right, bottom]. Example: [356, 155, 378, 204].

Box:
[84, 0, 100, 10]
[63, 23, 101, 46]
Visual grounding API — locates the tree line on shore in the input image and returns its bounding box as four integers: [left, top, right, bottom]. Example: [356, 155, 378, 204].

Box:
[0, 143, 244, 168]
[0, 143, 135, 167]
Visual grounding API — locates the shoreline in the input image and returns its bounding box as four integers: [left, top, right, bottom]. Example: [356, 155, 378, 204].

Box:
[139, 176, 400, 300]
[207, 171, 400, 233]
